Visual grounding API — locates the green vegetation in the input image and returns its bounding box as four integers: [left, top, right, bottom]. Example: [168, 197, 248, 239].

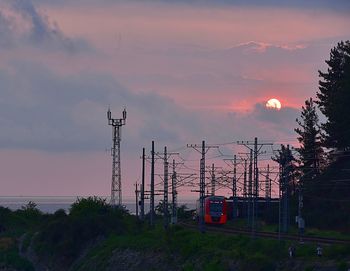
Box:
[0, 240, 34, 271]
[0, 197, 349, 271]
[0, 197, 136, 270]
[72, 222, 350, 271]
[272, 40, 350, 231]
[225, 218, 350, 240]
[0, 203, 44, 271]
[295, 98, 324, 180]
[33, 197, 135, 268]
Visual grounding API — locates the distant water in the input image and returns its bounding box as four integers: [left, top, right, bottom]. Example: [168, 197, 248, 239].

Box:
[0, 197, 195, 214]
[0, 196, 78, 214]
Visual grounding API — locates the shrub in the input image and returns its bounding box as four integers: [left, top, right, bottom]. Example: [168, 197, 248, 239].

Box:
[34, 197, 130, 267]
[69, 197, 111, 217]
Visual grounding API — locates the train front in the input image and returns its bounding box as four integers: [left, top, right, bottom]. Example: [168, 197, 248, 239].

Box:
[204, 196, 227, 224]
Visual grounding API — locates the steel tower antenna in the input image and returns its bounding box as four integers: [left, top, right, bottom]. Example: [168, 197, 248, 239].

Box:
[107, 107, 127, 206]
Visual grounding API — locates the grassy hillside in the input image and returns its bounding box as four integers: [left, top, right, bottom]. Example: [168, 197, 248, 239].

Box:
[0, 197, 349, 271]
[72, 225, 350, 271]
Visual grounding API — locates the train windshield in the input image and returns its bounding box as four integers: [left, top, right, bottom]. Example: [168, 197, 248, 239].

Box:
[209, 200, 223, 213]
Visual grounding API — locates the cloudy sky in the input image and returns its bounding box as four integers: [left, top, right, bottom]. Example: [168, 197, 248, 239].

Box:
[0, 0, 349, 200]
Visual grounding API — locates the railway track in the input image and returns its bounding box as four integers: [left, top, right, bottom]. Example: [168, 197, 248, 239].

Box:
[179, 222, 350, 245]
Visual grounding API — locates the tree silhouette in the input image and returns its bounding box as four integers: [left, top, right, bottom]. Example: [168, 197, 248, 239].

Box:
[295, 98, 324, 182]
[317, 40, 350, 150]
[272, 144, 297, 193]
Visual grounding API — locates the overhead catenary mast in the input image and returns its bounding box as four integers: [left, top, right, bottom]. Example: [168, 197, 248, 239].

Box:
[107, 107, 127, 207]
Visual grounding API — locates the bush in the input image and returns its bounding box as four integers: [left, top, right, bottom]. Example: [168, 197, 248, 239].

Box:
[19, 201, 42, 218]
[0, 207, 12, 233]
[177, 205, 193, 219]
[0, 239, 34, 271]
[0, 205, 44, 236]
[70, 197, 111, 217]
[53, 208, 67, 218]
[34, 197, 131, 267]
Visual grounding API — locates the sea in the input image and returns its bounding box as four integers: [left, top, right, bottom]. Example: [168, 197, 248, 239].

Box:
[0, 196, 196, 214]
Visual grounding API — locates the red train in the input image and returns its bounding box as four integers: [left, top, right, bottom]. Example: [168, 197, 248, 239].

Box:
[196, 196, 228, 224]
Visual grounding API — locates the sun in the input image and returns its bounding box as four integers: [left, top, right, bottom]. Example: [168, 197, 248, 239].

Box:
[266, 98, 282, 110]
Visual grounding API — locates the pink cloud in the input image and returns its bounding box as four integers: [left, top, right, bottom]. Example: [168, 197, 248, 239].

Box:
[1, 1, 348, 201]
[42, 3, 350, 48]
[31, 3, 347, 112]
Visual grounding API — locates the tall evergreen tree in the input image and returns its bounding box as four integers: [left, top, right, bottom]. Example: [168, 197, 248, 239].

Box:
[295, 98, 324, 181]
[272, 144, 297, 193]
[316, 40, 350, 150]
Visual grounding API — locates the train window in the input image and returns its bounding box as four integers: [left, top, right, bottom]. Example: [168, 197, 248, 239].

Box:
[209, 201, 223, 213]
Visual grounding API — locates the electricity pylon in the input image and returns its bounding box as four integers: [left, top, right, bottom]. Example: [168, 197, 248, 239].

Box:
[107, 107, 127, 206]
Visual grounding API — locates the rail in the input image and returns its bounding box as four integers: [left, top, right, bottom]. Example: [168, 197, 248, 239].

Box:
[179, 222, 350, 245]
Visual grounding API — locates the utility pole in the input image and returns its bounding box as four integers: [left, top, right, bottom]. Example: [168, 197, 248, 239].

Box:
[238, 151, 252, 226]
[253, 138, 258, 233]
[187, 141, 218, 233]
[200, 141, 205, 233]
[163, 146, 169, 230]
[264, 164, 271, 223]
[211, 164, 215, 196]
[135, 183, 139, 219]
[232, 155, 237, 219]
[282, 145, 291, 233]
[150, 141, 155, 227]
[254, 137, 259, 198]
[237, 138, 273, 233]
[107, 107, 126, 207]
[207, 164, 222, 197]
[140, 148, 145, 221]
[257, 164, 276, 222]
[243, 158, 248, 220]
[265, 164, 271, 200]
[171, 164, 196, 224]
[248, 149, 253, 227]
[152, 148, 179, 228]
[223, 156, 240, 220]
[171, 159, 177, 224]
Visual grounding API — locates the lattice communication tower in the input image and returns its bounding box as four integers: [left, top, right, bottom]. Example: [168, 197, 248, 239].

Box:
[107, 108, 127, 206]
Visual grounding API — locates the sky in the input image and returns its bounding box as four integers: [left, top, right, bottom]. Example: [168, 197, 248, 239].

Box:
[0, 0, 349, 201]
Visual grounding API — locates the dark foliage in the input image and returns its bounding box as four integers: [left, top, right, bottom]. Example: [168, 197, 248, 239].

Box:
[295, 98, 324, 182]
[272, 144, 297, 193]
[0, 207, 12, 234]
[177, 204, 193, 220]
[154, 202, 192, 220]
[0, 203, 47, 236]
[16, 201, 43, 220]
[316, 40, 350, 150]
[302, 154, 350, 230]
[34, 197, 131, 267]
[295, 41, 350, 230]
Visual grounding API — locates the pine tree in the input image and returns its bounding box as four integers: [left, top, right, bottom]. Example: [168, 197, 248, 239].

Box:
[272, 144, 297, 193]
[295, 98, 324, 182]
[316, 40, 350, 150]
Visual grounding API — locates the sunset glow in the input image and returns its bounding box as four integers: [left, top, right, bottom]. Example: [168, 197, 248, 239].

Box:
[0, 0, 349, 199]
